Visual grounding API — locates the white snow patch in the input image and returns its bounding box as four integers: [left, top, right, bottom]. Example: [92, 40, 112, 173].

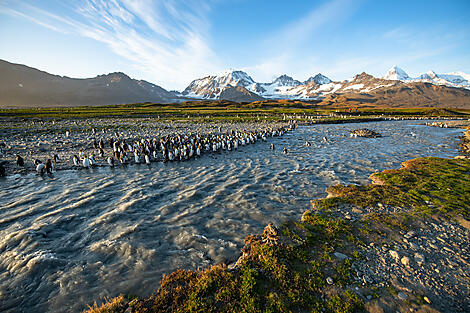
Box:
[344, 84, 364, 91]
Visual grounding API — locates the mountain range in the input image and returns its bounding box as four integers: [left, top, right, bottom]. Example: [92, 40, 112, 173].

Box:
[182, 65, 470, 101]
[0, 59, 469, 108]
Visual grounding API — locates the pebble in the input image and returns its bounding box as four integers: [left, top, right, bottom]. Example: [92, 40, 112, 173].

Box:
[333, 252, 348, 260]
[401, 256, 410, 267]
[423, 296, 431, 304]
[414, 253, 425, 266]
[326, 277, 333, 285]
[398, 292, 407, 300]
[389, 250, 399, 261]
[404, 231, 416, 239]
[408, 242, 418, 250]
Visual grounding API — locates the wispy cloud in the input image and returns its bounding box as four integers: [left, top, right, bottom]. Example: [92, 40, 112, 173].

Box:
[0, 0, 221, 89]
[244, 0, 361, 82]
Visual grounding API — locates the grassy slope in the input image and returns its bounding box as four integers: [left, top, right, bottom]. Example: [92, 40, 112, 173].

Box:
[86, 157, 469, 313]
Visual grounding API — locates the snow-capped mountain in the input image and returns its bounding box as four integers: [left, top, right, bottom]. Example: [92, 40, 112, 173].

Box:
[383, 66, 410, 80]
[304, 73, 332, 85]
[183, 70, 334, 100]
[382, 66, 470, 89]
[270, 74, 301, 87]
[182, 70, 255, 99]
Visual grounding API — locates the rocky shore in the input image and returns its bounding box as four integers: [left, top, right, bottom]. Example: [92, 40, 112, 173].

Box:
[87, 141, 469, 312]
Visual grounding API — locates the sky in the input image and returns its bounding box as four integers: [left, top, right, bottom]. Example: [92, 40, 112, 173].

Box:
[0, 0, 469, 90]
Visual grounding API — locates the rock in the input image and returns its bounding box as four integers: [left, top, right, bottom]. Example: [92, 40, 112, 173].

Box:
[423, 296, 431, 304]
[389, 250, 400, 261]
[404, 231, 416, 239]
[401, 256, 410, 267]
[366, 295, 372, 300]
[409, 242, 418, 250]
[414, 253, 425, 266]
[352, 208, 363, 214]
[333, 252, 349, 260]
[349, 128, 382, 138]
[326, 277, 334, 285]
[398, 292, 407, 300]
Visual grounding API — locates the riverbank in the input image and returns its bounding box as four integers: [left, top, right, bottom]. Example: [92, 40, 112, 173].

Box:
[87, 156, 469, 311]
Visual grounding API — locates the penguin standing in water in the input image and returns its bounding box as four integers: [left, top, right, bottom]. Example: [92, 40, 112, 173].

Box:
[82, 156, 90, 168]
[45, 159, 53, 174]
[73, 155, 79, 166]
[35, 160, 45, 175]
[134, 151, 141, 164]
[0, 163, 5, 177]
[270, 143, 275, 150]
[16, 154, 24, 166]
[144, 153, 151, 164]
[283, 147, 288, 154]
[107, 156, 114, 167]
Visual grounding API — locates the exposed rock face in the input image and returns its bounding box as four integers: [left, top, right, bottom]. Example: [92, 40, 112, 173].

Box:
[218, 86, 265, 102]
[0, 59, 177, 107]
[350, 128, 382, 138]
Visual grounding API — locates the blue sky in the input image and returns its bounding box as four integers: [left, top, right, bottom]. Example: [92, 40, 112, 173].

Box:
[0, 0, 469, 90]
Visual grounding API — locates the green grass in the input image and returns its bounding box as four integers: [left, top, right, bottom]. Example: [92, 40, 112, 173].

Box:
[1, 100, 469, 120]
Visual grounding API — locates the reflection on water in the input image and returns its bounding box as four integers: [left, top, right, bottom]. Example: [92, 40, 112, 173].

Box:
[0, 120, 462, 312]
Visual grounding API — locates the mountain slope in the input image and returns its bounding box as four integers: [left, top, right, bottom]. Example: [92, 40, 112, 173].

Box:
[219, 86, 265, 102]
[0, 59, 176, 107]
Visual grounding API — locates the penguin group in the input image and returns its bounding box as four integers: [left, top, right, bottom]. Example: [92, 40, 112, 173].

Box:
[73, 126, 291, 168]
[8, 153, 59, 175]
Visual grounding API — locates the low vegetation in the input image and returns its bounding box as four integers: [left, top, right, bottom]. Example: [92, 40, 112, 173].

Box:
[86, 156, 469, 313]
[1, 100, 469, 120]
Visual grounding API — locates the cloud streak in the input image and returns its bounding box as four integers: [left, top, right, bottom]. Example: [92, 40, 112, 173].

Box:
[0, 0, 221, 89]
[244, 0, 361, 82]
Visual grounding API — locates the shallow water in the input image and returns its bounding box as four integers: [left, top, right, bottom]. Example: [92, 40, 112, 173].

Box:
[0, 120, 463, 312]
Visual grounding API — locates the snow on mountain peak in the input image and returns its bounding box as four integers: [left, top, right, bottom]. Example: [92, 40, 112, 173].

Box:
[383, 65, 410, 80]
[272, 74, 301, 86]
[218, 70, 254, 87]
[304, 73, 332, 85]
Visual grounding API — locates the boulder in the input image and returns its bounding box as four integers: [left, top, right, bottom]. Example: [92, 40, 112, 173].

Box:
[349, 128, 382, 138]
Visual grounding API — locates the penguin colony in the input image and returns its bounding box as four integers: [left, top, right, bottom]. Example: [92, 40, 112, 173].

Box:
[3, 125, 294, 176]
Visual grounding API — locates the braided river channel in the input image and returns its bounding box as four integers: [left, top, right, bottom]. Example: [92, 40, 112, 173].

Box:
[0, 120, 464, 312]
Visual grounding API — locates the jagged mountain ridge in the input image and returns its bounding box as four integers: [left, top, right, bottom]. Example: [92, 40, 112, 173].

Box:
[183, 66, 470, 101]
[0, 59, 177, 107]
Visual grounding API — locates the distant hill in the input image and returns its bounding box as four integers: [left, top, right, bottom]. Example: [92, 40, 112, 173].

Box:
[219, 86, 265, 102]
[0, 59, 177, 108]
